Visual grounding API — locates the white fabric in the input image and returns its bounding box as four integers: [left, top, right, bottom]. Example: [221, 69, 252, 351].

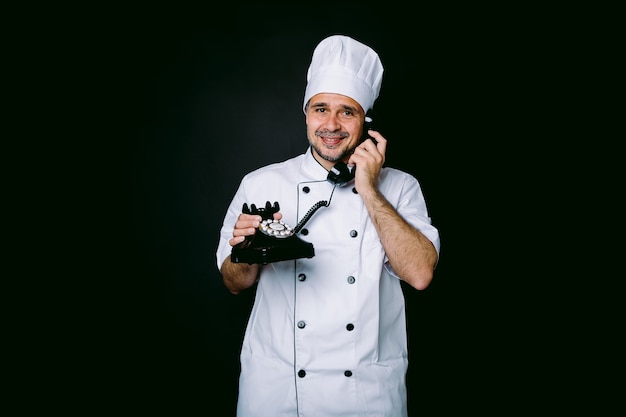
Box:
[216, 149, 440, 417]
[303, 35, 384, 113]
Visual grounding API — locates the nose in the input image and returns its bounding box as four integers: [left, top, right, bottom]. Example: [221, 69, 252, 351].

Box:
[323, 113, 342, 131]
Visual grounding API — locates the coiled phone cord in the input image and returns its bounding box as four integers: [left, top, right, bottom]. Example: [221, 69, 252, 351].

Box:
[293, 184, 337, 234]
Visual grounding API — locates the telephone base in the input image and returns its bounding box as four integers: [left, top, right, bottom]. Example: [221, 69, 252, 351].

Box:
[231, 232, 315, 265]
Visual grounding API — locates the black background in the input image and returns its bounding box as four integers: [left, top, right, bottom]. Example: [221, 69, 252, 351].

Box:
[55, 5, 564, 416]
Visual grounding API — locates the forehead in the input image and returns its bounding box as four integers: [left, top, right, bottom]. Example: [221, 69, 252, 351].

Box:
[308, 93, 363, 113]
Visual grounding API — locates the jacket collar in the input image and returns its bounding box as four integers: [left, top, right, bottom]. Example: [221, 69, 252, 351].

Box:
[301, 146, 330, 182]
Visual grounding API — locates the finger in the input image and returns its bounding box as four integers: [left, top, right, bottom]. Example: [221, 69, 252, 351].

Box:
[353, 143, 379, 160]
[239, 213, 262, 222]
[367, 129, 385, 142]
[236, 215, 261, 229]
[363, 132, 386, 165]
[229, 235, 246, 246]
[368, 130, 387, 151]
[233, 226, 258, 237]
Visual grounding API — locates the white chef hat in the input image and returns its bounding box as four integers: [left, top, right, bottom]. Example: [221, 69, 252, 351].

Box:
[303, 35, 384, 114]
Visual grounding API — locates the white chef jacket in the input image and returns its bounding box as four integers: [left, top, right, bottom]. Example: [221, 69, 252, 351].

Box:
[216, 147, 440, 417]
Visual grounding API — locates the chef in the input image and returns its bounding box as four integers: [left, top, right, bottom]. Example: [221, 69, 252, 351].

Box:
[217, 34, 440, 417]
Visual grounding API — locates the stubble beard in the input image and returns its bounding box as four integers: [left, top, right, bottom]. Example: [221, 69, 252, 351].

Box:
[309, 138, 356, 164]
[311, 143, 345, 163]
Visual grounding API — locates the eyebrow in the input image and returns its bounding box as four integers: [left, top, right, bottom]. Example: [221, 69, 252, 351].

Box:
[309, 101, 329, 109]
[310, 102, 360, 114]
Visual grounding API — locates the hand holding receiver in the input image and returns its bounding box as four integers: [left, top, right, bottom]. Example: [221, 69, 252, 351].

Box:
[230, 201, 315, 265]
[348, 129, 386, 191]
[326, 118, 382, 185]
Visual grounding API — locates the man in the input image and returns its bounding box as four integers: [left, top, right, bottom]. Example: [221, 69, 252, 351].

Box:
[216, 34, 440, 417]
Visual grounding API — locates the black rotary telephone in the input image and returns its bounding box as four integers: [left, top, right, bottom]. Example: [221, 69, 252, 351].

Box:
[230, 201, 320, 265]
[231, 118, 376, 264]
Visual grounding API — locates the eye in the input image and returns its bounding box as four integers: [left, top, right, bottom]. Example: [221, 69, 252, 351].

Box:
[339, 110, 357, 120]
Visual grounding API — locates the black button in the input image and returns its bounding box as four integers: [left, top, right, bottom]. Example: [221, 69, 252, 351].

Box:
[344, 370, 352, 377]
[352, 187, 358, 194]
[346, 323, 354, 331]
[301, 228, 309, 235]
[298, 273, 307, 282]
[297, 321, 306, 329]
[350, 230, 358, 238]
[302, 186, 310, 193]
[347, 276, 355, 284]
[298, 370, 306, 378]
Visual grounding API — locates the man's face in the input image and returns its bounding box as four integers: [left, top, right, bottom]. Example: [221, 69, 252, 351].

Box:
[305, 93, 365, 170]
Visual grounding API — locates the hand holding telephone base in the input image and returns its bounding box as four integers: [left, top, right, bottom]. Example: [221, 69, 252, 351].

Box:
[231, 201, 316, 265]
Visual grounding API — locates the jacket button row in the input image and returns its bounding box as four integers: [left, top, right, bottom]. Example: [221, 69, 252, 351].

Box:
[298, 229, 357, 237]
[296, 322, 352, 331]
[299, 274, 352, 284]
[297, 370, 351, 378]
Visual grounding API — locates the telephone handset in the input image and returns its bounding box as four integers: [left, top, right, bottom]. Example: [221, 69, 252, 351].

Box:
[326, 116, 375, 185]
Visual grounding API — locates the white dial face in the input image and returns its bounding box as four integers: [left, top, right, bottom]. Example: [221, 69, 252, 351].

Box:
[268, 222, 285, 231]
[258, 219, 294, 238]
